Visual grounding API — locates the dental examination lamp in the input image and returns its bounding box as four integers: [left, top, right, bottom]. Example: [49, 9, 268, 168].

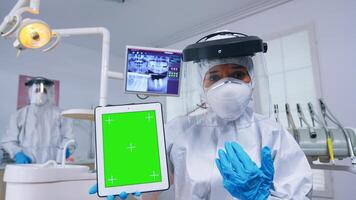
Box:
[0, 0, 123, 120]
[15, 19, 52, 50]
[0, 0, 57, 54]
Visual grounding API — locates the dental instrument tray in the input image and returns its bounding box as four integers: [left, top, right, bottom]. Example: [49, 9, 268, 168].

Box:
[95, 103, 170, 197]
[291, 128, 356, 160]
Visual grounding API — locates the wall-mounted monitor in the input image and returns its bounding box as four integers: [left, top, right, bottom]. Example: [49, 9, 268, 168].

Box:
[125, 46, 182, 96]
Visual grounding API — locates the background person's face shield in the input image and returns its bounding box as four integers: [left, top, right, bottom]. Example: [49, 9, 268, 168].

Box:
[26, 78, 55, 106]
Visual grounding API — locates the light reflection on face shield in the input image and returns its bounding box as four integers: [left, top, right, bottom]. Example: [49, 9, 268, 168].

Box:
[34, 84, 48, 94]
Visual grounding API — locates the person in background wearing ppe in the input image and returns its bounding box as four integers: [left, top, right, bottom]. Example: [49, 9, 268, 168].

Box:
[0, 77, 74, 164]
[90, 32, 313, 200]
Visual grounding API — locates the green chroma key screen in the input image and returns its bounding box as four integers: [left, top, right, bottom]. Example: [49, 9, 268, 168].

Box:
[101, 110, 162, 187]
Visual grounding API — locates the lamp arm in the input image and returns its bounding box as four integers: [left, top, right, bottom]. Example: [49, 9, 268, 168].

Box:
[29, 0, 40, 14]
[8, 0, 28, 17]
[0, 0, 40, 35]
[54, 27, 123, 106]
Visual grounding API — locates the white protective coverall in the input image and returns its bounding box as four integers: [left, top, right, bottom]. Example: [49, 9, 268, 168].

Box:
[165, 109, 313, 199]
[0, 78, 73, 163]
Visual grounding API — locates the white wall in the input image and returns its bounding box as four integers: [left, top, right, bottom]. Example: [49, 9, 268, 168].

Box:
[165, 0, 356, 199]
[0, 37, 166, 161]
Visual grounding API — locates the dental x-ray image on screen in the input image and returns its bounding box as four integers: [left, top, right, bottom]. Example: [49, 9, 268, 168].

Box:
[125, 46, 182, 96]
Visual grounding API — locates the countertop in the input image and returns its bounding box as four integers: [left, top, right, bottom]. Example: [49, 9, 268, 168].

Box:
[0, 159, 95, 170]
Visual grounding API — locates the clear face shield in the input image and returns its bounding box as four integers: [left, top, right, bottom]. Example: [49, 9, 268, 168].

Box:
[180, 32, 271, 127]
[26, 78, 55, 106]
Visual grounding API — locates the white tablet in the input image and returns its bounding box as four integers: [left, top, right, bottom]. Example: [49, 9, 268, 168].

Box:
[95, 103, 170, 197]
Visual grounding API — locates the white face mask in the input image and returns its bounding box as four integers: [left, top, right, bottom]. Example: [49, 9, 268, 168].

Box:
[205, 78, 252, 121]
[31, 92, 48, 106]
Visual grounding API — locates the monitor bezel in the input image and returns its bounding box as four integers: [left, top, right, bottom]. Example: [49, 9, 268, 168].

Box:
[124, 45, 182, 97]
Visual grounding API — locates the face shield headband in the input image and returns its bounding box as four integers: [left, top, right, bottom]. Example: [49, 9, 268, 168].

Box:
[182, 31, 267, 62]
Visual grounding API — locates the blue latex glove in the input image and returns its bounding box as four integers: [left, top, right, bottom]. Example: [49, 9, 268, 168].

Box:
[89, 184, 141, 200]
[65, 148, 71, 159]
[14, 152, 32, 164]
[215, 142, 274, 200]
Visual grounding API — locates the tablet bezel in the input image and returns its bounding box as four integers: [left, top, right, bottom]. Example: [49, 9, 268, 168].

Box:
[95, 103, 169, 197]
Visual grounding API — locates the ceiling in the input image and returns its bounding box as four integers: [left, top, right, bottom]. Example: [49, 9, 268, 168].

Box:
[0, 0, 291, 57]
